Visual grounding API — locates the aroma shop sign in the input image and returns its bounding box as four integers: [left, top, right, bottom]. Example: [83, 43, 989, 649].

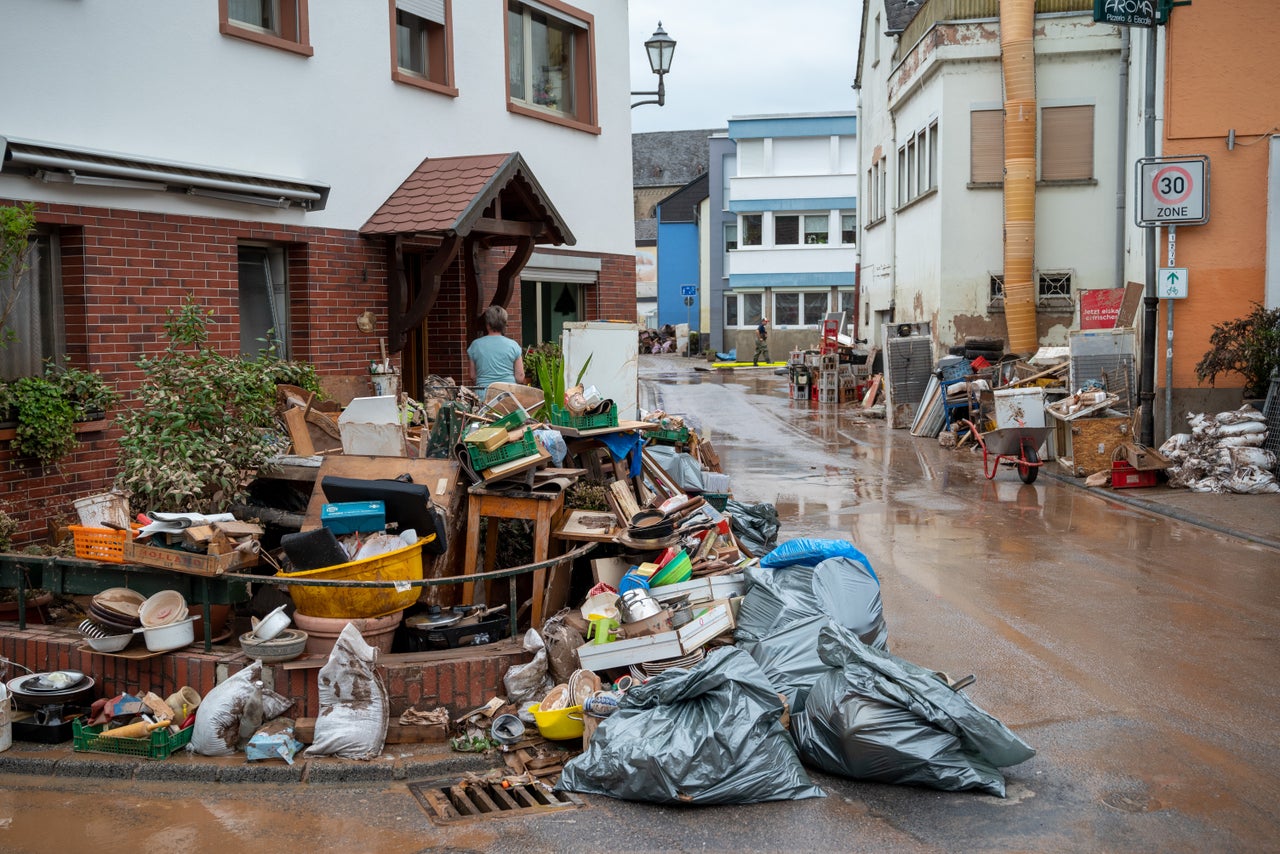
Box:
[1093, 0, 1157, 27]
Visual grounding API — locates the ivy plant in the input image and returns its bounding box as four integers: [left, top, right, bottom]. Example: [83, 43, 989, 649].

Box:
[114, 297, 293, 513]
[9, 374, 78, 466]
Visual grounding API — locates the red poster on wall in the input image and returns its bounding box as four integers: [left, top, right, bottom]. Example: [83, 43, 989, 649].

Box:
[1080, 289, 1124, 329]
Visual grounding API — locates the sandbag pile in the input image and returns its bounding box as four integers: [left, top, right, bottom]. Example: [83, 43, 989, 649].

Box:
[1160, 405, 1278, 494]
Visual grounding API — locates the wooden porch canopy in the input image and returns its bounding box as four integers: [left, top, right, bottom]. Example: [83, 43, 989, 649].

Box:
[360, 152, 575, 353]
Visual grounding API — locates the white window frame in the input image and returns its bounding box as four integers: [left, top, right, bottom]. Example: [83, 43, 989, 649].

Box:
[774, 214, 800, 246]
[840, 212, 857, 245]
[803, 214, 829, 245]
[740, 214, 762, 247]
[725, 292, 764, 327]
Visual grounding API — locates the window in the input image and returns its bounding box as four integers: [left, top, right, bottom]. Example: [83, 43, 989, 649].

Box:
[1038, 271, 1072, 300]
[868, 157, 887, 224]
[741, 214, 762, 247]
[803, 292, 829, 324]
[220, 0, 312, 56]
[723, 223, 737, 272]
[989, 274, 1004, 304]
[238, 245, 289, 359]
[721, 154, 735, 210]
[775, 214, 799, 245]
[771, 291, 829, 326]
[743, 293, 763, 325]
[1041, 105, 1094, 181]
[927, 120, 939, 191]
[840, 213, 857, 245]
[898, 122, 938, 206]
[872, 13, 881, 65]
[774, 291, 799, 325]
[838, 290, 857, 318]
[1, 232, 64, 379]
[391, 0, 455, 95]
[506, 0, 598, 132]
[897, 146, 908, 207]
[724, 295, 739, 327]
[803, 215, 829, 245]
[971, 109, 1004, 184]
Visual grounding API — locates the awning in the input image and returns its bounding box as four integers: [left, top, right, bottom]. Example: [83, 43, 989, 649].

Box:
[1, 135, 330, 210]
[361, 152, 576, 352]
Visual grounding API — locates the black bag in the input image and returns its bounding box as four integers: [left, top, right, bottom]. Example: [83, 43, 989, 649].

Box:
[320, 476, 447, 555]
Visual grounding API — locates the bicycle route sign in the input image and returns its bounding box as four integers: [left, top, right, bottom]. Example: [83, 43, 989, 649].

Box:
[1137, 156, 1209, 227]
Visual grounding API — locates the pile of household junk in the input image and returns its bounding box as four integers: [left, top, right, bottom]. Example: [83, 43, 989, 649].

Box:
[511, 534, 1034, 805]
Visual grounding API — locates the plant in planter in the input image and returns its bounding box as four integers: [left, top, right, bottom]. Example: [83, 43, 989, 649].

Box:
[8, 373, 78, 466]
[1194, 303, 1280, 399]
[114, 297, 293, 514]
[48, 362, 120, 420]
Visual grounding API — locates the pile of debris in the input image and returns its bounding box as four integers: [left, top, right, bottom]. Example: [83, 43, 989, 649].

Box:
[1160, 405, 1278, 493]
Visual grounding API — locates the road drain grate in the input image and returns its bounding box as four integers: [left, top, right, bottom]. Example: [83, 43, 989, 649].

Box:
[409, 779, 585, 825]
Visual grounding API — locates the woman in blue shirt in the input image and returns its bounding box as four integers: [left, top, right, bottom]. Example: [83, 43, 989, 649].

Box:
[467, 305, 525, 395]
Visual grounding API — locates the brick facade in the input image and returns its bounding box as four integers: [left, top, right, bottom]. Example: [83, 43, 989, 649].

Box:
[0, 199, 636, 545]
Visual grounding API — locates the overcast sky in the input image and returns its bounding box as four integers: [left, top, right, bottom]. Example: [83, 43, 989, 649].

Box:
[628, 0, 863, 133]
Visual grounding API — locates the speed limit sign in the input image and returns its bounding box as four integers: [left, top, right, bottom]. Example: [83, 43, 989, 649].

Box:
[1137, 156, 1209, 227]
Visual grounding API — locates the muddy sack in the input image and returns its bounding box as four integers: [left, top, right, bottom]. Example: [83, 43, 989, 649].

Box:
[735, 544, 887, 712]
[190, 662, 292, 756]
[556, 647, 825, 805]
[793, 623, 1035, 798]
[724, 500, 779, 557]
[306, 623, 388, 760]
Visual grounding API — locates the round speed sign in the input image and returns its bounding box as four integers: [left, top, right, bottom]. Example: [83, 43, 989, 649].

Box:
[1137, 156, 1208, 227]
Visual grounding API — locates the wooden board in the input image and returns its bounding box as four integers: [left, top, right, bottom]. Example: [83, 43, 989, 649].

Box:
[548, 420, 657, 439]
[283, 407, 315, 456]
[555, 508, 622, 543]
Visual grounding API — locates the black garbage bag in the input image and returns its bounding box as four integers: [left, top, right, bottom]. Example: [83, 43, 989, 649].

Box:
[724, 499, 779, 557]
[792, 623, 1036, 797]
[555, 647, 825, 804]
[734, 546, 888, 712]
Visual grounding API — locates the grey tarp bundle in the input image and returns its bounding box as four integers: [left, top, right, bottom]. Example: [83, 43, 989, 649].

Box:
[644, 444, 706, 493]
[724, 499, 779, 557]
[792, 623, 1036, 797]
[734, 543, 888, 712]
[555, 647, 825, 804]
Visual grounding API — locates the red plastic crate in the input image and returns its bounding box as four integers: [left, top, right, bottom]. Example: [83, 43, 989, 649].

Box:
[1112, 460, 1157, 489]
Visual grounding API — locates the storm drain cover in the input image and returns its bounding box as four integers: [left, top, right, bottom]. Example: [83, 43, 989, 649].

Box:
[409, 779, 585, 825]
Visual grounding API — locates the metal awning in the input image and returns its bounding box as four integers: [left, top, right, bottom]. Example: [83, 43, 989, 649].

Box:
[1, 135, 330, 210]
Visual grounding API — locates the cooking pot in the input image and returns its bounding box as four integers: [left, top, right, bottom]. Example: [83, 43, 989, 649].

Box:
[7, 672, 97, 709]
[628, 510, 674, 540]
[618, 589, 662, 623]
[133, 616, 196, 652]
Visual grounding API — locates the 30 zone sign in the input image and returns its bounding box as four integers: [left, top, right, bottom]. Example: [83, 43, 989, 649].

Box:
[1137, 156, 1209, 227]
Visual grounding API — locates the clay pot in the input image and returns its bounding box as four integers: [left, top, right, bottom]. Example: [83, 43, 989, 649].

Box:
[0, 592, 54, 625]
[291, 610, 403, 657]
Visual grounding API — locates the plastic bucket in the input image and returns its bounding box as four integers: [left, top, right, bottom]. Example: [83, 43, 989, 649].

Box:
[0, 683, 12, 752]
[73, 492, 129, 529]
[279, 540, 425, 619]
[370, 372, 400, 397]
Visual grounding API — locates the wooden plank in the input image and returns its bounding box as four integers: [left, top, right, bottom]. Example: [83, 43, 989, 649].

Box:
[284, 407, 316, 456]
[610, 480, 640, 521]
[300, 456, 461, 531]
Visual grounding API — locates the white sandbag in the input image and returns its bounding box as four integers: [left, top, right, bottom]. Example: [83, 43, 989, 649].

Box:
[1216, 420, 1266, 437]
[504, 629, 552, 704]
[1187, 412, 1215, 436]
[1159, 433, 1192, 460]
[190, 663, 292, 756]
[1188, 477, 1226, 493]
[1229, 447, 1277, 471]
[1225, 466, 1280, 494]
[305, 623, 388, 760]
[1215, 433, 1266, 448]
[1215, 405, 1266, 424]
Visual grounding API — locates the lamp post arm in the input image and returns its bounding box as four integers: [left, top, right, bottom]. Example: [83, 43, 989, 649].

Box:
[630, 75, 666, 109]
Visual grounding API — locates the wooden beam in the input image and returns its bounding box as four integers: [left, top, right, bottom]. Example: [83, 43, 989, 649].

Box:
[388, 232, 460, 353]
[473, 217, 542, 237]
[494, 235, 534, 310]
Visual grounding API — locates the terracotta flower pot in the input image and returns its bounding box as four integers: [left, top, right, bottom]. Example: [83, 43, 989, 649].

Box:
[0, 592, 54, 625]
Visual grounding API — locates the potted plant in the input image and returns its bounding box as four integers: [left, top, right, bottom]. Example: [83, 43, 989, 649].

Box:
[1194, 303, 1280, 401]
[48, 362, 120, 421]
[8, 373, 78, 466]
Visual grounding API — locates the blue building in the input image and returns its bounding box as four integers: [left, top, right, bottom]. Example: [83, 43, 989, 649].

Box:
[655, 173, 709, 332]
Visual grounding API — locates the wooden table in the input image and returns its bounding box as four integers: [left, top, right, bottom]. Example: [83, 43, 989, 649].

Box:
[460, 486, 567, 628]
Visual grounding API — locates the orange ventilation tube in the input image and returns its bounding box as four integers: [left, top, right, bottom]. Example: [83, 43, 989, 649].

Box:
[1001, 0, 1038, 355]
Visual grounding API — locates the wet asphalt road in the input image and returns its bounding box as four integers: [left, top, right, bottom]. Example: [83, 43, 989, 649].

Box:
[2, 355, 1277, 853]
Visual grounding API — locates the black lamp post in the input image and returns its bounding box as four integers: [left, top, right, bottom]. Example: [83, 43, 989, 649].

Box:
[631, 22, 676, 109]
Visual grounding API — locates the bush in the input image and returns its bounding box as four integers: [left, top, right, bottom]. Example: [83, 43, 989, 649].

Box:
[1195, 303, 1280, 398]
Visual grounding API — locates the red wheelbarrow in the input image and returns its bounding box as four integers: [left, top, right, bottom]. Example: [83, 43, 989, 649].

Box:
[961, 419, 1052, 484]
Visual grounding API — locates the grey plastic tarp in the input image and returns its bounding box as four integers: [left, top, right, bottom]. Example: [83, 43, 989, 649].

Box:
[734, 543, 887, 712]
[555, 647, 826, 804]
[792, 623, 1036, 797]
[724, 499, 779, 557]
[644, 444, 706, 493]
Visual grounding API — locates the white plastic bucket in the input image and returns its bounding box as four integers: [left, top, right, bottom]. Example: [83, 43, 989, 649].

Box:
[73, 492, 129, 529]
[0, 683, 12, 752]
[370, 371, 400, 398]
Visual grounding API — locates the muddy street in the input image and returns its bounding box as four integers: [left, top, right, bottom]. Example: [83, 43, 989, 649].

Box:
[1, 354, 1277, 853]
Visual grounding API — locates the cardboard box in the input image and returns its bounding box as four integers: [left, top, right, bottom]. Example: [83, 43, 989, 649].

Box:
[1120, 442, 1171, 471]
[124, 540, 258, 577]
[321, 501, 386, 535]
[338, 396, 408, 457]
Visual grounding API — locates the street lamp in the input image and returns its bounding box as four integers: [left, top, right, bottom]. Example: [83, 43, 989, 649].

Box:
[631, 22, 676, 109]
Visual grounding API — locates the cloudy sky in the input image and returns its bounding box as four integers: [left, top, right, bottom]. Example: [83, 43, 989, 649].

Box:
[628, 0, 863, 133]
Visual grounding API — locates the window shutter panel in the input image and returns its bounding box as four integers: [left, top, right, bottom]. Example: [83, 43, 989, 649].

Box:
[1041, 105, 1094, 181]
[397, 0, 445, 24]
[970, 109, 1004, 183]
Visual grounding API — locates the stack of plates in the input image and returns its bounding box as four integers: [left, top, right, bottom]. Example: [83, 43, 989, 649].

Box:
[628, 648, 706, 682]
[84, 587, 145, 635]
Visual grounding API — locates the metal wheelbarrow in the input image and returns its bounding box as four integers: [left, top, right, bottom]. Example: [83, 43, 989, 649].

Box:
[961, 419, 1052, 484]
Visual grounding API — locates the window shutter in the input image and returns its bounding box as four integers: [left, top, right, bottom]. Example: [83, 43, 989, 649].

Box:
[397, 0, 445, 24]
[970, 109, 1004, 184]
[1041, 105, 1094, 181]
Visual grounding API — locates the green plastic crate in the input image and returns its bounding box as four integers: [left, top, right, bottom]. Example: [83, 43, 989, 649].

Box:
[703, 492, 730, 512]
[488, 409, 527, 431]
[550, 404, 619, 431]
[646, 426, 690, 444]
[73, 719, 194, 760]
[467, 428, 538, 470]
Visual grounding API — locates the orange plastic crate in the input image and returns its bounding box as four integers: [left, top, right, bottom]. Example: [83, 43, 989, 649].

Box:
[69, 525, 130, 563]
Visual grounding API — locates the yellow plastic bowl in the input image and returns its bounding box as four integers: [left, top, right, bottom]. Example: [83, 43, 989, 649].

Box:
[527, 702, 585, 740]
[280, 539, 427, 619]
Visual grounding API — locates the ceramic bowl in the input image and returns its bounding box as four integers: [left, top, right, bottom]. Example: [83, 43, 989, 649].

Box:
[251, 604, 291, 641]
[134, 616, 196, 651]
[139, 590, 188, 627]
[239, 628, 308, 664]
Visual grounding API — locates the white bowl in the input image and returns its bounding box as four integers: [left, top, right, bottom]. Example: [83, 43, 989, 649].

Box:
[139, 590, 188, 628]
[134, 616, 196, 652]
[252, 604, 291, 641]
[86, 632, 133, 653]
